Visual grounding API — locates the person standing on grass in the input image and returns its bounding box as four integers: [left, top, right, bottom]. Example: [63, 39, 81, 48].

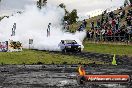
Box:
[126, 15, 131, 26]
[107, 28, 113, 41]
[101, 27, 106, 41]
[11, 23, 16, 36]
[115, 18, 119, 30]
[78, 24, 84, 31]
[83, 19, 87, 28]
[90, 21, 94, 30]
[97, 19, 101, 28]
[47, 23, 51, 37]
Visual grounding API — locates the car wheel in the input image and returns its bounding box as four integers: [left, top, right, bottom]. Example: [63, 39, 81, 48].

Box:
[62, 49, 67, 53]
[78, 49, 81, 52]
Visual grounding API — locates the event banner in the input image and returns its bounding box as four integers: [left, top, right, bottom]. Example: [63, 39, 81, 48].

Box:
[0, 41, 8, 52]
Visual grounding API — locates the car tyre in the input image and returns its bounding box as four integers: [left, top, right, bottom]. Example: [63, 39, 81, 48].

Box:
[78, 49, 81, 52]
[62, 48, 67, 53]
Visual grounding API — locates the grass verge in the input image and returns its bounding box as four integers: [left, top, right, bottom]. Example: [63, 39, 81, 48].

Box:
[84, 41, 132, 56]
[0, 49, 106, 65]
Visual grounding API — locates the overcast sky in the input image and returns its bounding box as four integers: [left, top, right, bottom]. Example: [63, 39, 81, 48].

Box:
[0, 0, 125, 19]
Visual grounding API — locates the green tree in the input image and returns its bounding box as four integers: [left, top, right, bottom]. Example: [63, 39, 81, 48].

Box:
[59, 3, 78, 24]
[59, 3, 66, 9]
[68, 9, 78, 24]
[59, 3, 69, 15]
[37, 0, 47, 9]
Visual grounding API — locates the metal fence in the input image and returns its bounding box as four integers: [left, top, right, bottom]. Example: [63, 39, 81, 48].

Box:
[87, 35, 132, 43]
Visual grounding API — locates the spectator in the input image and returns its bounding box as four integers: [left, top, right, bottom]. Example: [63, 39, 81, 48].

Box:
[115, 18, 119, 30]
[95, 28, 100, 41]
[78, 24, 84, 31]
[90, 21, 94, 30]
[87, 7, 132, 42]
[121, 10, 125, 18]
[126, 15, 132, 26]
[101, 28, 106, 40]
[64, 21, 69, 30]
[109, 11, 114, 19]
[107, 28, 113, 41]
[83, 19, 87, 28]
[97, 19, 101, 28]
[87, 30, 90, 39]
[120, 29, 126, 41]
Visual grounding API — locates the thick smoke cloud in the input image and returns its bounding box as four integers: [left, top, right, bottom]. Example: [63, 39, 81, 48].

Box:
[0, 4, 86, 51]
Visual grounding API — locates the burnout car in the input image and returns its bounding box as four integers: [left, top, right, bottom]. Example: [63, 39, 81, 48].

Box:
[59, 40, 82, 52]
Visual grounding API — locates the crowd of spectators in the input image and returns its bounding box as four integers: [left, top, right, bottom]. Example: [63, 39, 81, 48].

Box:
[86, 6, 132, 42]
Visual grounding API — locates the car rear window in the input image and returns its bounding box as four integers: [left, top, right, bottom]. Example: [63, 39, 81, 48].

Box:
[65, 40, 77, 44]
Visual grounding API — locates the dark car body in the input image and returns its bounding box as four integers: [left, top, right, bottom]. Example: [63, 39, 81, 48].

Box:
[59, 40, 81, 52]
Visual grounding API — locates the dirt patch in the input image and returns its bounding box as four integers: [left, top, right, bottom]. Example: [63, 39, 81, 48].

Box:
[0, 65, 131, 88]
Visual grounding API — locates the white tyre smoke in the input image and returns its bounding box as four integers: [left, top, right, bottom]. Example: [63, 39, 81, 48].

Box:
[0, 4, 86, 51]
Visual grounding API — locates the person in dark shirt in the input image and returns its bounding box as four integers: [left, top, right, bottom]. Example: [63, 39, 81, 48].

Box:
[90, 21, 94, 30]
[97, 19, 101, 28]
[11, 23, 16, 36]
[126, 16, 131, 26]
[120, 10, 125, 19]
[83, 19, 87, 28]
[47, 23, 51, 37]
